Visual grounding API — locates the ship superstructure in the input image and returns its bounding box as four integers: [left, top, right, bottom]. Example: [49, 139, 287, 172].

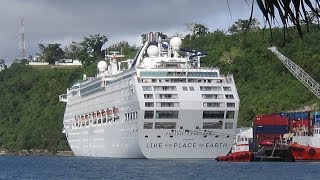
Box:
[60, 32, 240, 158]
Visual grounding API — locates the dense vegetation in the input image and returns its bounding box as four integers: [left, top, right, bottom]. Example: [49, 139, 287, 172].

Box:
[0, 23, 319, 152]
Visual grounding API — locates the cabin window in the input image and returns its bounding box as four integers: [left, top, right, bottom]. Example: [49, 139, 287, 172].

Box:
[225, 122, 233, 129]
[204, 102, 221, 107]
[226, 111, 235, 119]
[189, 86, 195, 91]
[227, 103, 235, 108]
[203, 122, 223, 129]
[156, 102, 179, 107]
[144, 111, 154, 119]
[182, 86, 188, 91]
[203, 111, 224, 119]
[225, 94, 234, 99]
[143, 122, 153, 129]
[223, 87, 232, 91]
[202, 94, 218, 99]
[155, 122, 176, 129]
[155, 111, 179, 119]
[154, 86, 177, 91]
[145, 102, 154, 107]
[144, 94, 154, 99]
[156, 94, 178, 99]
[142, 86, 152, 91]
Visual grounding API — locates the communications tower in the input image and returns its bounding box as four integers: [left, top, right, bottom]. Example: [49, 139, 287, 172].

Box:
[18, 18, 26, 59]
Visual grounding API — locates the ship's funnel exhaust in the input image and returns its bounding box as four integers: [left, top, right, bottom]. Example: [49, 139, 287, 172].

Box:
[146, 32, 159, 42]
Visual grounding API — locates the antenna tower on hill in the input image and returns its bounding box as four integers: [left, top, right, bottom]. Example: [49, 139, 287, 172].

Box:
[18, 18, 26, 59]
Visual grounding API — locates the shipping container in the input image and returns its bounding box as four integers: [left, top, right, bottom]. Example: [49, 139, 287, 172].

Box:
[255, 133, 283, 140]
[255, 125, 289, 134]
[279, 111, 308, 120]
[313, 111, 320, 127]
[254, 133, 284, 145]
[255, 114, 288, 126]
[288, 119, 309, 129]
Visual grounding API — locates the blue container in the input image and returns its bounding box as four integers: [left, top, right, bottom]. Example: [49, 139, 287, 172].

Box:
[255, 125, 289, 134]
[313, 111, 320, 127]
[279, 112, 308, 120]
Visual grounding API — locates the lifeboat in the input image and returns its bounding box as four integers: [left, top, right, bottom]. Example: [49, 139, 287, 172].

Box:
[289, 143, 320, 161]
[107, 109, 112, 115]
[215, 151, 254, 162]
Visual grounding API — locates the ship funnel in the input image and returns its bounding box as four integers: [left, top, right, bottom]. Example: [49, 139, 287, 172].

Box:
[146, 32, 159, 42]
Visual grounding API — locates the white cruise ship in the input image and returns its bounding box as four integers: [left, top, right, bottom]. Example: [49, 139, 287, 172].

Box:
[59, 32, 240, 158]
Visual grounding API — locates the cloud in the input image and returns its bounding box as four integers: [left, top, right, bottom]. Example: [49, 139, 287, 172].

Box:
[0, 0, 260, 64]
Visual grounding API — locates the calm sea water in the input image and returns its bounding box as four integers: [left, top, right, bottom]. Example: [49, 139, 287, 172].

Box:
[0, 156, 319, 180]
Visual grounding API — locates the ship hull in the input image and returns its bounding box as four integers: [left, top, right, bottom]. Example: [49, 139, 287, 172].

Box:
[289, 143, 320, 161]
[66, 121, 144, 158]
[138, 130, 234, 159]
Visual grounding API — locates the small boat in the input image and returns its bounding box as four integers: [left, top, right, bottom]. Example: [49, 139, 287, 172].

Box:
[215, 151, 254, 162]
[287, 127, 320, 161]
[289, 143, 320, 161]
[216, 128, 254, 162]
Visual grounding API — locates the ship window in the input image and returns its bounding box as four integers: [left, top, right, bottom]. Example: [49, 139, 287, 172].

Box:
[200, 86, 221, 91]
[145, 102, 154, 107]
[156, 94, 178, 99]
[143, 122, 153, 129]
[226, 111, 235, 119]
[182, 86, 188, 91]
[156, 102, 179, 107]
[204, 102, 221, 107]
[155, 122, 176, 129]
[189, 86, 195, 91]
[203, 122, 223, 129]
[203, 111, 224, 119]
[142, 86, 152, 91]
[223, 86, 232, 91]
[227, 103, 235, 107]
[202, 94, 218, 99]
[225, 122, 234, 129]
[154, 86, 177, 91]
[225, 94, 234, 99]
[144, 111, 154, 119]
[144, 94, 154, 99]
[156, 111, 179, 119]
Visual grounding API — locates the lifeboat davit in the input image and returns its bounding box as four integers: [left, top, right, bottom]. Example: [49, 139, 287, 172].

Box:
[215, 151, 254, 162]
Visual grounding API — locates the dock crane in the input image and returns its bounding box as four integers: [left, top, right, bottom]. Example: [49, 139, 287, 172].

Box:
[268, 47, 320, 100]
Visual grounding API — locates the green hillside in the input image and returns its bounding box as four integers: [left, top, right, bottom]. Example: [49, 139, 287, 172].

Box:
[0, 25, 319, 152]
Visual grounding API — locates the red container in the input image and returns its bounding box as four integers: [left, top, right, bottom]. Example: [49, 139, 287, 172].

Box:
[289, 119, 309, 128]
[255, 133, 283, 141]
[255, 114, 289, 126]
[255, 134, 284, 146]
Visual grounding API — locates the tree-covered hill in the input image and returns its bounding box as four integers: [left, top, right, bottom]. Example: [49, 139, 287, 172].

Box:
[0, 24, 319, 151]
[0, 64, 82, 151]
[183, 24, 320, 126]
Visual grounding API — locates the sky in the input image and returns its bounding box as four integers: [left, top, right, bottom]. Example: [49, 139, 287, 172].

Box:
[0, 0, 264, 64]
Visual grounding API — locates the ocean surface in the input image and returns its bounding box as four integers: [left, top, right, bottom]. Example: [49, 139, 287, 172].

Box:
[0, 156, 319, 180]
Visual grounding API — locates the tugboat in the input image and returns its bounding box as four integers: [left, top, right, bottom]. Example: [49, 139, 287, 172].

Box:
[216, 128, 254, 162]
[289, 127, 320, 161]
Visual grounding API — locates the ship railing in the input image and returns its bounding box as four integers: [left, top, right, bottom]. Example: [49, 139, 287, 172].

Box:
[59, 94, 68, 102]
[151, 66, 220, 70]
